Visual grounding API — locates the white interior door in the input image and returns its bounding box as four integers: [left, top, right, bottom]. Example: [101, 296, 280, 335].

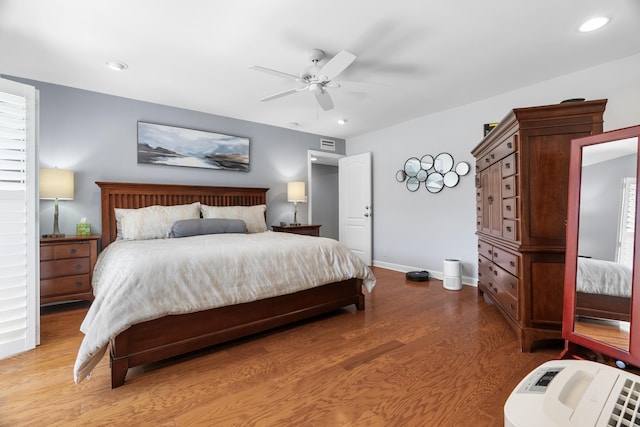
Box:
[339, 152, 372, 265]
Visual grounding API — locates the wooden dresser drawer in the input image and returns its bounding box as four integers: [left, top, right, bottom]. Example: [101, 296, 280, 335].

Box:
[502, 219, 518, 241]
[486, 276, 519, 321]
[490, 134, 518, 163]
[501, 153, 517, 177]
[489, 263, 518, 300]
[477, 240, 493, 259]
[41, 275, 91, 298]
[491, 246, 520, 276]
[41, 242, 90, 260]
[502, 198, 518, 219]
[477, 258, 492, 290]
[502, 176, 517, 198]
[41, 258, 90, 279]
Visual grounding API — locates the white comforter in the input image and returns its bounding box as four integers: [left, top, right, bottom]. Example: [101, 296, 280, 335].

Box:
[74, 231, 376, 383]
[577, 257, 632, 298]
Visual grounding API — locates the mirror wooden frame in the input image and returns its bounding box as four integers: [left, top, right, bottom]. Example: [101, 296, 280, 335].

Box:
[562, 124, 640, 365]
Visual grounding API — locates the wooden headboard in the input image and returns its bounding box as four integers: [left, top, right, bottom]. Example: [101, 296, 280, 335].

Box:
[96, 182, 269, 250]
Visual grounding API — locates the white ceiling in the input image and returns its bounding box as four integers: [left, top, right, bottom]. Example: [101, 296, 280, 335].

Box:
[1, 0, 639, 139]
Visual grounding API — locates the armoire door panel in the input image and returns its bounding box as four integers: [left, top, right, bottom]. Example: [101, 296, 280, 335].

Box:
[529, 259, 565, 325]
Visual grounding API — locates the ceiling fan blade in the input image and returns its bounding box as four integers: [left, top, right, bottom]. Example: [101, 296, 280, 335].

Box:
[260, 87, 305, 102]
[318, 50, 356, 81]
[314, 89, 334, 111]
[249, 65, 302, 82]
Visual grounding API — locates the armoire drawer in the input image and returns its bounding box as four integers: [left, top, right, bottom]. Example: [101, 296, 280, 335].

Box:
[489, 263, 518, 300]
[502, 176, 517, 198]
[502, 219, 519, 241]
[502, 153, 517, 178]
[503, 198, 518, 219]
[477, 257, 492, 289]
[491, 246, 520, 276]
[478, 240, 493, 259]
[491, 134, 518, 162]
[486, 279, 519, 321]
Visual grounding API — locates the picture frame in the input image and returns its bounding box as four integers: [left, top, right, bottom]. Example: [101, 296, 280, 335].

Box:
[137, 122, 250, 172]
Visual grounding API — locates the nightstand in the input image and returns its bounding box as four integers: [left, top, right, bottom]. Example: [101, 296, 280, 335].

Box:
[272, 224, 321, 237]
[40, 235, 100, 305]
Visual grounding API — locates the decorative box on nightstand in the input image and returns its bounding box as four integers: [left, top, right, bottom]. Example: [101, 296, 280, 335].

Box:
[272, 224, 321, 237]
[40, 235, 100, 305]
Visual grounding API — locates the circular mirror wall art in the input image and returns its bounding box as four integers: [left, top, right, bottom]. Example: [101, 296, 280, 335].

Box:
[455, 161, 470, 176]
[397, 153, 469, 193]
[434, 153, 454, 173]
[406, 176, 420, 192]
[443, 171, 460, 187]
[404, 157, 421, 177]
[420, 154, 434, 171]
[426, 173, 444, 193]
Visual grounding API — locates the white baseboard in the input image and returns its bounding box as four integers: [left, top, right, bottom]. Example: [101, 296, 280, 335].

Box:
[372, 259, 477, 287]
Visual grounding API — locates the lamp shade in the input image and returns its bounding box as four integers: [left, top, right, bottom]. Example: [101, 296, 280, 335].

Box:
[40, 168, 74, 200]
[287, 181, 305, 202]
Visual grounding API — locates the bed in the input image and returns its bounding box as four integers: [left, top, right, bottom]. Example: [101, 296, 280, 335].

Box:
[74, 182, 375, 388]
[575, 257, 632, 322]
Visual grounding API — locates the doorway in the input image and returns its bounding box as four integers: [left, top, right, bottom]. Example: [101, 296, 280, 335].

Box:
[307, 150, 344, 240]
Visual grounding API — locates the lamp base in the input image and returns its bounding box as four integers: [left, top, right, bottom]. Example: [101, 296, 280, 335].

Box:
[42, 233, 66, 238]
[289, 223, 301, 226]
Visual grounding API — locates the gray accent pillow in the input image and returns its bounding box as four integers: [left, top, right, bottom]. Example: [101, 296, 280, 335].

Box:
[169, 218, 247, 238]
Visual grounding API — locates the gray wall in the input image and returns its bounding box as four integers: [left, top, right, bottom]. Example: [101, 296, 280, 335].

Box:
[5, 78, 345, 236]
[579, 154, 637, 261]
[348, 53, 640, 283]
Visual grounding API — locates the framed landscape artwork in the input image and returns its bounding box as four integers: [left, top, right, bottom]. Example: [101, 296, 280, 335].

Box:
[137, 122, 250, 172]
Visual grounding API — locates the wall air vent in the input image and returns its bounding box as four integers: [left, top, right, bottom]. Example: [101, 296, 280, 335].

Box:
[320, 138, 335, 151]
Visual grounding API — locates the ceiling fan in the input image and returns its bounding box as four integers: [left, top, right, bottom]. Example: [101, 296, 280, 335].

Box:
[249, 49, 356, 111]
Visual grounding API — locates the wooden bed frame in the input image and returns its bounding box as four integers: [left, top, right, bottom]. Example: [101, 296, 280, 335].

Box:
[96, 182, 365, 388]
[575, 292, 630, 322]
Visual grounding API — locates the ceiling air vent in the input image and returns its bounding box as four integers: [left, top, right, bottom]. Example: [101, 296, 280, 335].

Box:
[320, 138, 335, 151]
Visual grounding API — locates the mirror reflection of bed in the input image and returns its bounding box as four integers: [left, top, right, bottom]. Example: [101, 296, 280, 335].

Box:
[574, 136, 638, 351]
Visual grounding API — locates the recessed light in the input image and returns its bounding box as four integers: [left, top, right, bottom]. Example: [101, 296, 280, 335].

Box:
[106, 60, 128, 71]
[579, 16, 610, 32]
[337, 119, 347, 125]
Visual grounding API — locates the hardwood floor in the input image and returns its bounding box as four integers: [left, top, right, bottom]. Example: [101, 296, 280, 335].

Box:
[0, 267, 563, 426]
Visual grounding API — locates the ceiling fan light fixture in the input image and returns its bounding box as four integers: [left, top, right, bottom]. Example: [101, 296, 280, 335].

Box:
[309, 83, 322, 94]
[579, 16, 610, 32]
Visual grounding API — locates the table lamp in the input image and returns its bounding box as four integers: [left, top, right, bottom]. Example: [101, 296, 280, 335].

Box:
[40, 168, 74, 238]
[287, 181, 305, 226]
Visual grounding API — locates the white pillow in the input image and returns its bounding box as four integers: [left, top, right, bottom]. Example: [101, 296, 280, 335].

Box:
[200, 204, 267, 233]
[116, 202, 200, 240]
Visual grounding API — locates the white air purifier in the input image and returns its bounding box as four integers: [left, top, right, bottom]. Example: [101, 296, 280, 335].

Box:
[443, 259, 462, 290]
[505, 359, 640, 427]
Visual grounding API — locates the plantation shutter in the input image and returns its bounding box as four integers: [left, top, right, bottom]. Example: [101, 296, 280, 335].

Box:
[0, 78, 38, 359]
[616, 177, 636, 269]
